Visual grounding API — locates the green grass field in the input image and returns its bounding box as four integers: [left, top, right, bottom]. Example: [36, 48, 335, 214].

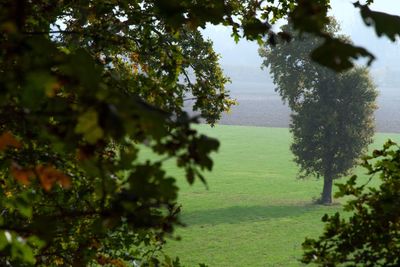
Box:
[158, 125, 400, 267]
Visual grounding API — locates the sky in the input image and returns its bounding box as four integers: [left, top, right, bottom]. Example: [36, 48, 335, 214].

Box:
[201, 0, 400, 70]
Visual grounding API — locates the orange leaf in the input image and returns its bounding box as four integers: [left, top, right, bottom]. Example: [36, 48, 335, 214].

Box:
[46, 81, 62, 97]
[35, 164, 71, 191]
[96, 254, 127, 267]
[109, 259, 127, 267]
[10, 162, 34, 185]
[0, 131, 22, 151]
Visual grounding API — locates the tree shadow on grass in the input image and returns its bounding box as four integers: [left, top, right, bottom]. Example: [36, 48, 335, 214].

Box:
[182, 204, 320, 226]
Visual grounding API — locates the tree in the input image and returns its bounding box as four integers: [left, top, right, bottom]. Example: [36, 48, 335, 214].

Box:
[260, 21, 377, 204]
[302, 140, 400, 266]
[0, 1, 243, 265]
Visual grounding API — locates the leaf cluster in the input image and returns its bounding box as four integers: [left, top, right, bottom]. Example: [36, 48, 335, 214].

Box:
[302, 140, 400, 266]
[0, 0, 227, 265]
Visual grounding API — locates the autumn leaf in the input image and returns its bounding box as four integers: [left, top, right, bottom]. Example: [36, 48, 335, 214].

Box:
[0, 21, 17, 33]
[35, 165, 71, 191]
[45, 81, 62, 97]
[0, 131, 22, 151]
[10, 162, 34, 185]
[129, 52, 139, 62]
[109, 258, 127, 267]
[96, 254, 127, 267]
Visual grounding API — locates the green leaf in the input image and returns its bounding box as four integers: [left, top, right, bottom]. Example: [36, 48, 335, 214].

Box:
[0, 231, 9, 250]
[15, 196, 33, 218]
[11, 238, 35, 264]
[242, 18, 270, 40]
[60, 48, 102, 89]
[75, 109, 104, 144]
[21, 72, 54, 109]
[290, 0, 330, 34]
[311, 37, 375, 71]
[355, 1, 400, 41]
[27, 236, 45, 250]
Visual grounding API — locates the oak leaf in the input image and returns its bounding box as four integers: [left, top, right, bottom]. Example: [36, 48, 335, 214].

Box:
[0, 131, 22, 151]
[10, 162, 34, 185]
[35, 165, 71, 191]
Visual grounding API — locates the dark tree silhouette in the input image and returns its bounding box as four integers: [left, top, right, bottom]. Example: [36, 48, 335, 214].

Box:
[260, 21, 377, 204]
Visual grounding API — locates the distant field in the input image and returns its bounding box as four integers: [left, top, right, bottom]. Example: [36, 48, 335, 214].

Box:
[211, 82, 400, 133]
[161, 125, 400, 266]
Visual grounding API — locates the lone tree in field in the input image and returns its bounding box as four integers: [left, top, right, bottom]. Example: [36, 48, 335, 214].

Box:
[260, 21, 377, 204]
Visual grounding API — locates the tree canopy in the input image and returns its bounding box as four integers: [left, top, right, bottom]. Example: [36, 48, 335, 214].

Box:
[260, 21, 377, 204]
[0, 1, 239, 265]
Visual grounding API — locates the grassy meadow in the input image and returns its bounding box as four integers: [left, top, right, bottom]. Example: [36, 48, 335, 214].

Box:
[155, 125, 400, 266]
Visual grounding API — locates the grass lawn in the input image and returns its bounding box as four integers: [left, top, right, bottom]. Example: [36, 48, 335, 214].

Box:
[157, 125, 400, 266]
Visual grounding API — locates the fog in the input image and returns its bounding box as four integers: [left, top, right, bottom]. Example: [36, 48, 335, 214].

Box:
[199, 0, 400, 133]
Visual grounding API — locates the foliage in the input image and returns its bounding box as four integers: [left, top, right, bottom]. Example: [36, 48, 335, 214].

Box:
[355, 1, 400, 42]
[0, 0, 243, 265]
[289, 1, 400, 71]
[302, 140, 400, 266]
[260, 21, 378, 203]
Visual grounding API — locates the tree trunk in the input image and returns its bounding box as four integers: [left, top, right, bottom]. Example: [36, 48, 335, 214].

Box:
[321, 175, 333, 204]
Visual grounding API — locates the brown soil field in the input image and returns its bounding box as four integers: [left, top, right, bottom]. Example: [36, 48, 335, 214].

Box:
[194, 82, 400, 133]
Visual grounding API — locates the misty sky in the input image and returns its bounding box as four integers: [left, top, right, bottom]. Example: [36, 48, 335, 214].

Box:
[202, 0, 400, 70]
